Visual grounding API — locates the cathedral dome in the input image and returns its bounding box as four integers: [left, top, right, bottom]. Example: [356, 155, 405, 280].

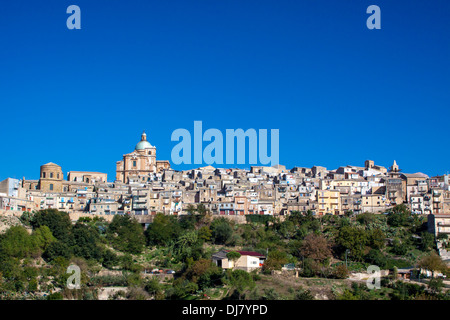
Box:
[135, 131, 153, 150]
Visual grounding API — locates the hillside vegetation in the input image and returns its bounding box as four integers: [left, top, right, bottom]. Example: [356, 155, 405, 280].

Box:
[0, 205, 449, 300]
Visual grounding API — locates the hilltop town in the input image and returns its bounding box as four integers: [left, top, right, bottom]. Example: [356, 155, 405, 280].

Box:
[1, 132, 450, 240]
[1, 132, 450, 300]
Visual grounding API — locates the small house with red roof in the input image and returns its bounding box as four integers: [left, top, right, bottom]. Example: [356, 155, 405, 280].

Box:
[212, 250, 266, 272]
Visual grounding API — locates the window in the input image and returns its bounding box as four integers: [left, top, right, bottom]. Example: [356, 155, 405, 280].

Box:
[50, 173, 53, 178]
[57, 173, 60, 179]
[50, 184, 54, 191]
[133, 161, 137, 167]
[43, 172, 46, 178]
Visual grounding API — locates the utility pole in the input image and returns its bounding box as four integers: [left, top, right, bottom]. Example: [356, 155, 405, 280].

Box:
[345, 249, 351, 268]
[300, 254, 304, 274]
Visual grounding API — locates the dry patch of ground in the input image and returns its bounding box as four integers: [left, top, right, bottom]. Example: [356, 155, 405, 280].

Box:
[0, 215, 28, 233]
[98, 287, 128, 300]
[254, 274, 352, 300]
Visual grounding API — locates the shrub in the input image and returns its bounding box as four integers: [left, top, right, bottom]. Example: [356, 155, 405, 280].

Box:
[47, 292, 64, 300]
[211, 220, 233, 245]
[364, 249, 387, 269]
[333, 264, 349, 279]
[294, 286, 314, 300]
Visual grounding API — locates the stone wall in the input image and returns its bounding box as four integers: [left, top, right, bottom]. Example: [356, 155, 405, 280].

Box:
[68, 211, 116, 222]
[0, 209, 24, 217]
[0, 209, 284, 226]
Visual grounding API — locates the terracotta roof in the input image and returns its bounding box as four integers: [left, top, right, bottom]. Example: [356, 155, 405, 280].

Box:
[227, 250, 265, 257]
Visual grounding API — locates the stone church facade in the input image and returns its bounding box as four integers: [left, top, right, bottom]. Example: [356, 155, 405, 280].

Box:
[115, 131, 170, 183]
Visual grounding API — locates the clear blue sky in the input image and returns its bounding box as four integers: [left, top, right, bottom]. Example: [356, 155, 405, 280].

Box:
[1, 0, 449, 181]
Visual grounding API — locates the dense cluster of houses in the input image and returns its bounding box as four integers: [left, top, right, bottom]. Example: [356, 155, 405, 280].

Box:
[1, 159, 450, 220]
[1, 133, 450, 243]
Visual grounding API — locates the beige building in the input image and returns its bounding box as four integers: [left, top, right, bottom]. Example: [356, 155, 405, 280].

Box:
[39, 162, 63, 192]
[67, 171, 108, 184]
[429, 214, 450, 237]
[361, 194, 388, 213]
[385, 177, 406, 205]
[116, 132, 170, 183]
[234, 195, 248, 215]
[212, 250, 266, 272]
[364, 160, 387, 174]
[341, 194, 362, 214]
[432, 189, 445, 214]
[0, 195, 34, 212]
[410, 194, 426, 214]
[89, 198, 120, 215]
[316, 189, 341, 215]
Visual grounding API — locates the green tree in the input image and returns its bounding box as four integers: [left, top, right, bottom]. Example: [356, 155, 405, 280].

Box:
[226, 269, 255, 299]
[198, 226, 212, 242]
[300, 258, 319, 277]
[43, 241, 72, 261]
[19, 211, 34, 227]
[356, 212, 377, 225]
[32, 225, 56, 251]
[428, 277, 444, 294]
[387, 204, 411, 227]
[102, 249, 119, 269]
[196, 203, 208, 215]
[120, 254, 142, 273]
[144, 278, 163, 299]
[107, 215, 145, 254]
[0, 226, 39, 258]
[364, 249, 387, 268]
[226, 251, 241, 269]
[262, 250, 288, 272]
[186, 204, 197, 215]
[369, 228, 385, 250]
[418, 251, 447, 278]
[275, 220, 296, 239]
[166, 278, 198, 299]
[211, 219, 233, 245]
[32, 209, 72, 242]
[184, 259, 223, 290]
[337, 226, 369, 261]
[145, 213, 180, 246]
[391, 238, 408, 256]
[71, 223, 102, 260]
[173, 230, 203, 262]
[419, 232, 435, 251]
